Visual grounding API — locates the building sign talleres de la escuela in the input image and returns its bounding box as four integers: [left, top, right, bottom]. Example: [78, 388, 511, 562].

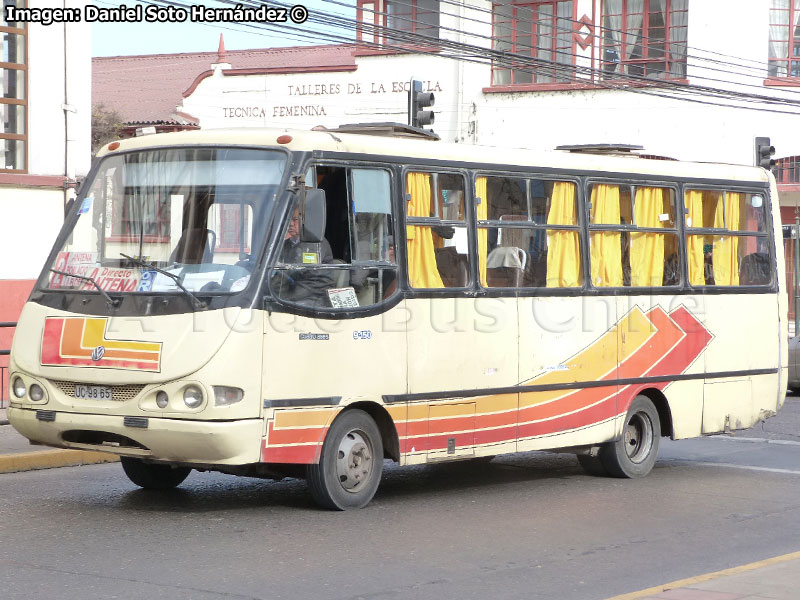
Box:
[222, 80, 443, 120]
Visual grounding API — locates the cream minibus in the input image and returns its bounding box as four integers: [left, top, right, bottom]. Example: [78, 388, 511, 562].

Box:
[7, 126, 787, 509]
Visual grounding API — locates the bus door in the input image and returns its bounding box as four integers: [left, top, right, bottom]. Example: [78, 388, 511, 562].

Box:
[263, 165, 407, 455]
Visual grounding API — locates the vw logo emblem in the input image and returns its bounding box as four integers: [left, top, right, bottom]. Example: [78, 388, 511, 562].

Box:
[91, 346, 105, 361]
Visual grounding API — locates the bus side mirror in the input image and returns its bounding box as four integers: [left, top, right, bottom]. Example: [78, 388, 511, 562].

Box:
[302, 188, 326, 243]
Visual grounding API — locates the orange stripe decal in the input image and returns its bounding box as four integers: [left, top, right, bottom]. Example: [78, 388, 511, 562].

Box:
[261, 306, 714, 464]
[41, 317, 162, 372]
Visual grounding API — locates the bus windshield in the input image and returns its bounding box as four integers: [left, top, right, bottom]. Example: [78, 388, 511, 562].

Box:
[42, 147, 286, 296]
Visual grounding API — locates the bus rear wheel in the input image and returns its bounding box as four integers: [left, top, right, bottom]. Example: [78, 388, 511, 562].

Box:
[600, 395, 661, 478]
[120, 456, 191, 490]
[306, 409, 383, 510]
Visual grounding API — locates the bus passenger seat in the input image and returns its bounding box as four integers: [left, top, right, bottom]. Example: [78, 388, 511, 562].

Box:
[526, 251, 548, 287]
[170, 228, 214, 264]
[739, 252, 771, 285]
[486, 246, 526, 287]
[435, 247, 468, 287]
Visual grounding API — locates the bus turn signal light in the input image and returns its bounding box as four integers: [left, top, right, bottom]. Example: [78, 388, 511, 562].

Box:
[213, 386, 243, 406]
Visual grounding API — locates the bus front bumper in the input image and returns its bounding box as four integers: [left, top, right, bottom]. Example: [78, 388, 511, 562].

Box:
[7, 407, 263, 466]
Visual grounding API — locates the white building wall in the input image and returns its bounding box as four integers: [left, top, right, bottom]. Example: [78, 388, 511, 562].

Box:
[26, 0, 92, 177]
[0, 0, 91, 293]
[0, 188, 66, 279]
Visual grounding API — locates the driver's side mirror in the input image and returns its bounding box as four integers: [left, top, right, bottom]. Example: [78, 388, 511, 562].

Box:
[301, 188, 326, 243]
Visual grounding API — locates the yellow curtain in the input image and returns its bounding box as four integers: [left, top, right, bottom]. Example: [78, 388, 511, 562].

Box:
[476, 177, 488, 286]
[406, 173, 444, 288]
[712, 192, 743, 286]
[590, 185, 623, 287]
[630, 187, 666, 287]
[546, 182, 581, 287]
[685, 190, 705, 285]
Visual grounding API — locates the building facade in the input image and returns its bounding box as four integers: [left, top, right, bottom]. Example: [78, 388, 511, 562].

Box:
[1, 0, 92, 388]
[169, 1, 800, 166]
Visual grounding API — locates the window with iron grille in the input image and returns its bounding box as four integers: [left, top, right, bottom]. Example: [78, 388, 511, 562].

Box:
[218, 203, 250, 250]
[1, 0, 27, 172]
[357, 0, 439, 44]
[492, 0, 574, 86]
[112, 193, 171, 240]
[601, 0, 688, 81]
[769, 0, 800, 78]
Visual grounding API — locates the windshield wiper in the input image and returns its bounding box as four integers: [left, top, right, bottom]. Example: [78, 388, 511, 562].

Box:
[49, 269, 120, 306]
[120, 253, 206, 309]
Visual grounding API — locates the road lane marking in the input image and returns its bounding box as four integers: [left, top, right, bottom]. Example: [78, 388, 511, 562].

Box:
[708, 435, 800, 446]
[667, 460, 800, 476]
[604, 550, 800, 600]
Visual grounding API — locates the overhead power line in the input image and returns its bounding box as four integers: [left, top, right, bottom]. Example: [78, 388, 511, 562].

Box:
[138, 0, 800, 117]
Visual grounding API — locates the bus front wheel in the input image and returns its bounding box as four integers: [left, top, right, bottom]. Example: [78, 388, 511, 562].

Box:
[120, 456, 191, 490]
[600, 395, 661, 478]
[307, 409, 383, 510]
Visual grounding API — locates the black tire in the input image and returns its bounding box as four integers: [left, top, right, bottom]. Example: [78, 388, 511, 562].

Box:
[599, 395, 661, 478]
[789, 387, 800, 395]
[473, 455, 495, 464]
[577, 454, 608, 476]
[120, 456, 191, 490]
[306, 409, 383, 510]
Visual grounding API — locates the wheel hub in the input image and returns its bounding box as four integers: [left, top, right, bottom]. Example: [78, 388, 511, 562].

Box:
[625, 411, 653, 464]
[336, 430, 373, 492]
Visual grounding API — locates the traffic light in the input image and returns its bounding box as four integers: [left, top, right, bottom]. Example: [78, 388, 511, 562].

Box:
[755, 136, 776, 171]
[408, 78, 435, 128]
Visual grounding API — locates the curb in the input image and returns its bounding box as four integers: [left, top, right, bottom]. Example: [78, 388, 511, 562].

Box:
[0, 449, 119, 474]
[604, 550, 800, 600]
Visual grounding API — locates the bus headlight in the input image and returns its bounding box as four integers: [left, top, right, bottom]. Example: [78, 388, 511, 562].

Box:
[213, 386, 243, 406]
[12, 377, 26, 398]
[155, 391, 169, 408]
[183, 386, 203, 408]
[29, 384, 44, 401]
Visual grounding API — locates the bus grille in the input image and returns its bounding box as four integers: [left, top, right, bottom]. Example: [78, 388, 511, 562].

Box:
[50, 380, 146, 402]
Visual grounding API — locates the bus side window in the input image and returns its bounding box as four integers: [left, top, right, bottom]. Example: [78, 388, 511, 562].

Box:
[588, 184, 679, 288]
[685, 190, 772, 287]
[349, 168, 397, 304]
[206, 200, 253, 266]
[478, 176, 581, 288]
[406, 171, 468, 288]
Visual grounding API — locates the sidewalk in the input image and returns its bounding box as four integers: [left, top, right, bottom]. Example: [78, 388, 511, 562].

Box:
[0, 407, 118, 473]
[607, 551, 800, 600]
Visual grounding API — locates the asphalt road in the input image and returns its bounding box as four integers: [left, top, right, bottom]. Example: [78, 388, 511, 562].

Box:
[1, 397, 799, 600]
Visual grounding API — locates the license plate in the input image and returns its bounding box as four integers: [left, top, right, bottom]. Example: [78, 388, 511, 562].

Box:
[74, 385, 113, 400]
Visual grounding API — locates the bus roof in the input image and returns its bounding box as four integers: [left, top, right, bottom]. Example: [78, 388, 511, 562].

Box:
[97, 127, 771, 185]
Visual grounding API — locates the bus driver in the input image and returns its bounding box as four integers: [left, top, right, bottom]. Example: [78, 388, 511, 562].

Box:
[273, 207, 336, 306]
